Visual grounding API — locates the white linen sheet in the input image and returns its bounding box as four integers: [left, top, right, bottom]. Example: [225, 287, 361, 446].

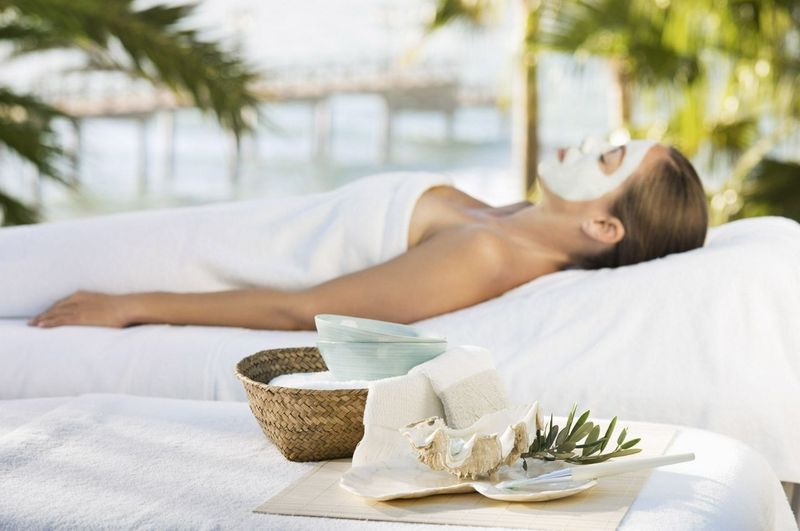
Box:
[0, 394, 794, 530]
[1, 216, 798, 483]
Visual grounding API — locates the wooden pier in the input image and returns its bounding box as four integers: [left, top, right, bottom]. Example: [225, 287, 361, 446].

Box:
[32, 59, 500, 193]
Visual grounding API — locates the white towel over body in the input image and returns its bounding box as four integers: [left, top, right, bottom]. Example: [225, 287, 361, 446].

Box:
[0, 171, 452, 317]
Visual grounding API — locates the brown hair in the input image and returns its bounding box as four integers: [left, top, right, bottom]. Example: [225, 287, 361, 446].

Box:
[575, 146, 709, 269]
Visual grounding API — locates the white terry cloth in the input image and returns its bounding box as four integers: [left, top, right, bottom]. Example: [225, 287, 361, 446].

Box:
[0, 396, 71, 437]
[352, 345, 510, 467]
[269, 371, 369, 390]
[413, 346, 510, 429]
[0, 171, 452, 317]
[0, 394, 795, 530]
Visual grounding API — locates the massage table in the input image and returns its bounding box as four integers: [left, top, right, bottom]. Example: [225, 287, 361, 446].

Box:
[2, 214, 799, 490]
[0, 393, 795, 530]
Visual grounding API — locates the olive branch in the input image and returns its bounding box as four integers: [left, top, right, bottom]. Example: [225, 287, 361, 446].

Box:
[521, 404, 641, 470]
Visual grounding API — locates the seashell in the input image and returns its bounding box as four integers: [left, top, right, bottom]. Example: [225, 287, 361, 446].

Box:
[401, 402, 543, 480]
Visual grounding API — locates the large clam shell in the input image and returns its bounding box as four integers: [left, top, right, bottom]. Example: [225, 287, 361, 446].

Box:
[401, 402, 542, 479]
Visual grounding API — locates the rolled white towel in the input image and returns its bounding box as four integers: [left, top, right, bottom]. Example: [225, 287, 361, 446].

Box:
[268, 371, 369, 390]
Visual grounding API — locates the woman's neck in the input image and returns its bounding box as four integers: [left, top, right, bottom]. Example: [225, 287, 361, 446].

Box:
[495, 203, 584, 269]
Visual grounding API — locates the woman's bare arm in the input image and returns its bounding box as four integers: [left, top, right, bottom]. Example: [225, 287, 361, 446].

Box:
[29, 227, 520, 330]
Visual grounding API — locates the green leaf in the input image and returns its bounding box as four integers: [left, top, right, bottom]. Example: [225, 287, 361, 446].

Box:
[586, 424, 600, 445]
[567, 454, 612, 465]
[555, 424, 570, 447]
[575, 437, 606, 449]
[620, 438, 641, 450]
[567, 421, 594, 443]
[570, 410, 591, 437]
[546, 425, 558, 447]
[563, 403, 577, 436]
[581, 425, 602, 456]
[606, 448, 642, 458]
[617, 427, 628, 446]
[600, 416, 617, 452]
[519, 405, 642, 468]
[559, 441, 576, 453]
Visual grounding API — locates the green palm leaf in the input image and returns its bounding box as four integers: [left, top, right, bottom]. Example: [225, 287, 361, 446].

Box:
[8, 0, 259, 134]
[0, 88, 69, 182]
[0, 190, 38, 225]
[738, 158, 800, 221]
[0, 0, 260, 225]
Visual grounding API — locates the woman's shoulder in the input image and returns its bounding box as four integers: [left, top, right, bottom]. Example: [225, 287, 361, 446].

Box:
[409, 188, 533, 244]
[437, 223, 563, 286]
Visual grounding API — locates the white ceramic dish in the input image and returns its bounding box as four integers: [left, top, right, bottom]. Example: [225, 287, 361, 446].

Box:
[340, 458, 597, 502]
[315, 314, 446, 343]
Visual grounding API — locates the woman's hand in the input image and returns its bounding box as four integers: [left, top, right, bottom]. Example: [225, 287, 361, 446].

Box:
[28, 290, 139, 328]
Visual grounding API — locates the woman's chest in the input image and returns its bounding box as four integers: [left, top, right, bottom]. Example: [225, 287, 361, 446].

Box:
[407, 186, 493, 248]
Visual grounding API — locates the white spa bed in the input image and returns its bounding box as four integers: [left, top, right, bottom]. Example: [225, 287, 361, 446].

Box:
[2, 215, 799, 488]
[0, 394, 795, 530]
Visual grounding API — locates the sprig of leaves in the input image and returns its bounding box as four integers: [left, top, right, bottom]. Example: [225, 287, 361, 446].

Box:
[520, 404, 641, 470]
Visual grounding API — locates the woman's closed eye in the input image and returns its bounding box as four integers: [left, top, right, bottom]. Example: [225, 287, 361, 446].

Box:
[598, 146, 625, 174]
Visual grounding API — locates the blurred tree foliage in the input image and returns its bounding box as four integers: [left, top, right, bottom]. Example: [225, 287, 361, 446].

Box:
[0, 0, 259, 225]
[428, 0, 542, 195]
[431, 0, 800, 223]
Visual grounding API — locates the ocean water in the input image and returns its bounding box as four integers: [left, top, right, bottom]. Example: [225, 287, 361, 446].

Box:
[0, 0, 620, 221]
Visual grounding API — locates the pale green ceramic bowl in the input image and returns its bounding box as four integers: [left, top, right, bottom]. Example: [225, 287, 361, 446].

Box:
[317, 340, 447, 381]
[315, 314, 446, 343]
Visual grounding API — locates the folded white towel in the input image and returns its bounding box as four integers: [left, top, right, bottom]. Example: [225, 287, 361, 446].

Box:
[268, 371, 369, 390]
[0, 171, 452, 317]
[352, 345, 509, 467]
[413, 347, 509, 428]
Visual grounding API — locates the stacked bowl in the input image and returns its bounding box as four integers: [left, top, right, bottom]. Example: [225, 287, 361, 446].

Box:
[314, 314, 447, 381]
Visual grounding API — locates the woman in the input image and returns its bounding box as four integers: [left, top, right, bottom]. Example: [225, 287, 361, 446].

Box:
[27, 139, 708, 330]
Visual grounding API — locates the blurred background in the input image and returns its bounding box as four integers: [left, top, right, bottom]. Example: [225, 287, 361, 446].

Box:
[0, 0, 798, 226]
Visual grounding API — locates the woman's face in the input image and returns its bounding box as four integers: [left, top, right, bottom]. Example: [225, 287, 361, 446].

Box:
[538, 139, 657, 203]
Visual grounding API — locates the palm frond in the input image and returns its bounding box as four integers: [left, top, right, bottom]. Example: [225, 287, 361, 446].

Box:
[9, 0, 259, 136]
[738, 158, 800, 221]
[0, 0, 262, 225]
[428, 0, 500, 31]
[0, 18, 73, 55]
[0, 88, 69, 183]
[709, 117, 759, 157]
[537, 0, 700, 86]
[0, 190, 39, 225]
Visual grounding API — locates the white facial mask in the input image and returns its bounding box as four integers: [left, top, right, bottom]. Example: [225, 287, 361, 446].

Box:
[538, 140, 656, 201]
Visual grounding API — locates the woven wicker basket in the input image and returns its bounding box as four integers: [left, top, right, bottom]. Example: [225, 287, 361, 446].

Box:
[235, 346, 368, 462]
